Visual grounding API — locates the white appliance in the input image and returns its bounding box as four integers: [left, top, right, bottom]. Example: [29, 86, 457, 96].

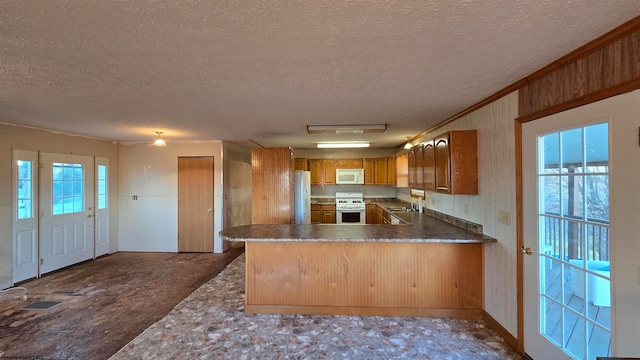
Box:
[335, 191, 366, 224]
[294, 170, 311, 224]
[336, 169, 364, 184]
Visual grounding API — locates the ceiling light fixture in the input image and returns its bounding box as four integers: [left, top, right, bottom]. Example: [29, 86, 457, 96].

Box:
[404, 142, 413, 150]
[153, 131, 166, 147]
[317, 142, 370, 149]
[307, 124, 386, 134]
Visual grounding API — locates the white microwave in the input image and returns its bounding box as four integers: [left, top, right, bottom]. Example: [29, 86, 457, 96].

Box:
[336, 169, 364, 184]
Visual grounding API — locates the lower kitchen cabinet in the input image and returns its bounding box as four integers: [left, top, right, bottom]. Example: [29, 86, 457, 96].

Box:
[366, 204, 378, 224]
[311, 204, 322, 224]
[321, 204, 336, 223]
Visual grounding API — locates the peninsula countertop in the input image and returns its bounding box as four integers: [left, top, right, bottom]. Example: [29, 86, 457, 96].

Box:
[220, 200, 497, 244]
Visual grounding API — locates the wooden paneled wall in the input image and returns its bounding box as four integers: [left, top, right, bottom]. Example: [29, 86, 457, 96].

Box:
[251, 147, 294, 224]
[519, 25, 640, 121]
[245, 241, 484, 318]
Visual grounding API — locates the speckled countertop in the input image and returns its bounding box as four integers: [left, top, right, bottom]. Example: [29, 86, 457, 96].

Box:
[220, 198, 496, 244]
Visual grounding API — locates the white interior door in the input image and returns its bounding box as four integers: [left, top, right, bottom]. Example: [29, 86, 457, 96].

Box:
[39, 153, 95, 274]
[12, 150, 39, 283]
[94, 157, 110, 257]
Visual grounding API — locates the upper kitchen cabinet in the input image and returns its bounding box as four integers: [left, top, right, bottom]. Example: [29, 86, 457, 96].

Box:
[434, 130, 477, 195]
[363, 158, 374, 185]
[335, 158, 363, 169]
[414, 144, 425, 190]
[374, 157, 388, 185]
[407, 147, 417, 189]
[294, 158, 308, 171]
[309, 159, 323, 185]
[323, 160, 336, 185]
[387, 155, 396, 186]
[423, 140, 436, 191]
[309, 159, 337, 185]
[252, 147, 294, 224]
[395, 153, 408, 188]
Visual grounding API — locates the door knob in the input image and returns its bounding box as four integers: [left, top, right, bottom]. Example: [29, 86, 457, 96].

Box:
[520, 246, 533, 255]
[207, 208, 213, 213]
[87, 214, 93, 218]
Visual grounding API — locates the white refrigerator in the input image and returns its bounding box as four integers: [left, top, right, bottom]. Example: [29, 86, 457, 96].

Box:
[294, 170, 311, 224]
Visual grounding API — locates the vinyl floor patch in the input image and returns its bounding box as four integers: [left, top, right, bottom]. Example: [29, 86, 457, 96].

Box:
[22, 300, 62, 310]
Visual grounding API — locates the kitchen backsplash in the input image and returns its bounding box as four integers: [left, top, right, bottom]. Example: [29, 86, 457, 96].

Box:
[311, 185, 396, 198]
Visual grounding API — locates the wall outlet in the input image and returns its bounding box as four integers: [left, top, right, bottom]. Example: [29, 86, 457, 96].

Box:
[498, 210, 511, 225]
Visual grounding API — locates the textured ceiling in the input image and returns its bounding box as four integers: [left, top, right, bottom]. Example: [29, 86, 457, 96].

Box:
[1, 1, 640, 149]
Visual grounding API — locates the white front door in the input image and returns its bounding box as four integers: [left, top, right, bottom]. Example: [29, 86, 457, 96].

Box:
[39, 153, 95, 274]
[12, 150, 39, 283]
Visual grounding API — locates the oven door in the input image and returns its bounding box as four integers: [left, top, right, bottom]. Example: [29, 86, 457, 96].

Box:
[337, 209, 365, 224]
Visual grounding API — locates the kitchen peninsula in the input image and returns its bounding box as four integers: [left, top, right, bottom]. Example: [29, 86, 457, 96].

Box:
[220, 205, 496, 319]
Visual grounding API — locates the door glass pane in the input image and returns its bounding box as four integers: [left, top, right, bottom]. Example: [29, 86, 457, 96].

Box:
[541, 132, 560, 175]
[538, 122, 610, 359]
[585, 123, 608, 174]
[561, 128, 584, 174]
[98, 164, 107, 209]
[17, 160, 33, 219]
[52, 163, 84, 215]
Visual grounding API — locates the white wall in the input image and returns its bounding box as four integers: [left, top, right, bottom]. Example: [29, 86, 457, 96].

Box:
[0, 123, 119, 289]
[118, 141, 225, 253]
[410, 92, 519, 337]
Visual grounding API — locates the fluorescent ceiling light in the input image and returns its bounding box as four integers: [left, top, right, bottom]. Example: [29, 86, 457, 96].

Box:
[307, 124, 386, 134]
[317, 142, 370, 148]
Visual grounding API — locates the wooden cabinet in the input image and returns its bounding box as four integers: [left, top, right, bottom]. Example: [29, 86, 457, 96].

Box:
[309, 159, 323, 185]
[311, 204, 335, 223]
[323, 160, 336, 185]
[395, 153, 408, 188]
[366, 204, 378, 224]
[387, 155, 396, 186]
[433, 130, 478, 194]
[335, 158, 363, 169]
[374, 158, 388, 185]
[408, 147, 417, 189]
[251, 147, 294, 224]
[321, 204, 336, 223]
[311, 204, 322, 224]
[414, 144, 425, 190]
[423, 140, 436, 191]
[363, 158, 374, 185]
[294, 158, 308, 171]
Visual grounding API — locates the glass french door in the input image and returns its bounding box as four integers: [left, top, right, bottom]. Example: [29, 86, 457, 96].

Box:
[524, 120, 611, 360]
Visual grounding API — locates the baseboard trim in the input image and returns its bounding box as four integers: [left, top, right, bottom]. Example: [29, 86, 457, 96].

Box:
[483, 310, 522, 354]
[246, 304, 484, 319]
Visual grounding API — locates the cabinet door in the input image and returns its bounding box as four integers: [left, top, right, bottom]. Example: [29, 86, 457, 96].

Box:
[434, 135, 451, 192]
[448, 130, 478, 194]
[414, 144, 425, 190]
[387, 156, 396, 186]
[309, 159, 323, 185]
[366, 204, 378, 224]
[323, 160, 336, 184]
[423, 141, 436, 191]
[321, 205, 336, 223]
[408, 148, 416, 188]
[311, 204, 322, 224]
[363, 158, 374, 185]
[395, 153, 408, 188]
[374, 158, 387, 185]
[336, 158, 363, 169]
[294, 158, 308, 171]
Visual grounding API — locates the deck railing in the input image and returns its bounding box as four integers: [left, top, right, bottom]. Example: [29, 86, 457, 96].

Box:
[543, 215, 610, 261]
